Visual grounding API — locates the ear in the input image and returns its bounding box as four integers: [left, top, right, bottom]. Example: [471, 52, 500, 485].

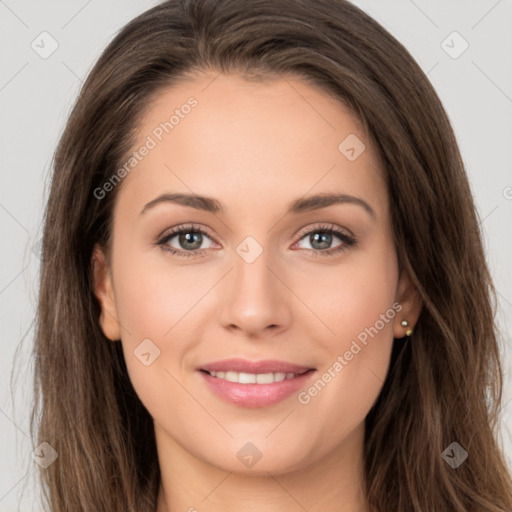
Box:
[91, 245, 121, 341]
[393, 267, 423, 338]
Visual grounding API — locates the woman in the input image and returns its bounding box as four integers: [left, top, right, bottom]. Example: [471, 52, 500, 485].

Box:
[32, 0, 512, 510]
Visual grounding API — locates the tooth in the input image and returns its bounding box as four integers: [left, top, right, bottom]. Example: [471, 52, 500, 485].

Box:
[286, 372, 295, 379]
[256, 373, 275, 384]
[215, 371, 225, 379]
[224, 371, 239, 383]
[274, 372, 286, 382]
[238, 372, 257, 384]
[209, 370, 217, 377]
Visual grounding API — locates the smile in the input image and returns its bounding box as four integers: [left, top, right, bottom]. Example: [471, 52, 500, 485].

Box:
[198, 366, 316, 408]
[203, 369, 308, 384]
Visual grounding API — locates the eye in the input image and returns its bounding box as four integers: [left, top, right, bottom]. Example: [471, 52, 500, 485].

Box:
[293, 224, 356, 257]
[157, 224, 216, 258]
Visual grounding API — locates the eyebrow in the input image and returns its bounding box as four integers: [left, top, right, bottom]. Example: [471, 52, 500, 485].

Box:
[140, 192, 376, 219]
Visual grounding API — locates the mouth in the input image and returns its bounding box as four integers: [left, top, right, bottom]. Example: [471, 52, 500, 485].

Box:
[197, 359, 316, 408]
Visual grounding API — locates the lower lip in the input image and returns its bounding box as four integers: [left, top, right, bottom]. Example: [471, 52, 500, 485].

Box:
[198, 369, 316, 408]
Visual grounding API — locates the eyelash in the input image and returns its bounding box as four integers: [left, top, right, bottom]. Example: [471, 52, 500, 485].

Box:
[156, 223, 357, 259]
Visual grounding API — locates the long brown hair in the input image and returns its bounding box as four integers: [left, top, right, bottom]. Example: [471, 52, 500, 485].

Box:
[31, 0, 512, 510]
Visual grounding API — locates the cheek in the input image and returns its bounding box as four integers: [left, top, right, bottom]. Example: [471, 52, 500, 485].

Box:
[299, 237, 401, 404]
[295, 240, 399, 433]
[112, 244, 207, 340]
[299, 234, 399, 346]
[108, 244, 192, 398]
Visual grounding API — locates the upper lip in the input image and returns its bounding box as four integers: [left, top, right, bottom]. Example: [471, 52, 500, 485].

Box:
[199, 358, 315, 374]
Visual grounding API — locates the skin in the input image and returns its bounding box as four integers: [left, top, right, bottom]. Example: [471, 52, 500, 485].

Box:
[92, 70, 422, 512]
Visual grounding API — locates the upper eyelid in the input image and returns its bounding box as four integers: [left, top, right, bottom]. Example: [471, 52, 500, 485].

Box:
[160, 223, 216, 243]
[295, 222, 353, 239]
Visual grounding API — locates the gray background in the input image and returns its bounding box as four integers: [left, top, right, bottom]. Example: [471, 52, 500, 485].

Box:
[1, 0, 511, 510]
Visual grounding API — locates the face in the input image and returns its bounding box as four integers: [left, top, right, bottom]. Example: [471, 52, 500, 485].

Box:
[93, 71, 420, 475]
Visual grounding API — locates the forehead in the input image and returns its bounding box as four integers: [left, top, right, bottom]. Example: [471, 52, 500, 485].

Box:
[118, 71, 387, 218]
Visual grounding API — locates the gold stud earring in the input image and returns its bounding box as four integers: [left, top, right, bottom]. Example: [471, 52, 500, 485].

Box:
[401, 320, 413, 336]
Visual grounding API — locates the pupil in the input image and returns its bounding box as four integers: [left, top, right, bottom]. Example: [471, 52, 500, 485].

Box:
[180, 232, 202, 250]
[311, 232, 331, 250]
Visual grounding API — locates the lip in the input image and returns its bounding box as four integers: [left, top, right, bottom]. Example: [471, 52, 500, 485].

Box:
[197, 358, 316, 408]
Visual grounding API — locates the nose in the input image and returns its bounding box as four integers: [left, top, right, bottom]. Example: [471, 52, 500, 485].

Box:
[217, 244, 292, 338]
